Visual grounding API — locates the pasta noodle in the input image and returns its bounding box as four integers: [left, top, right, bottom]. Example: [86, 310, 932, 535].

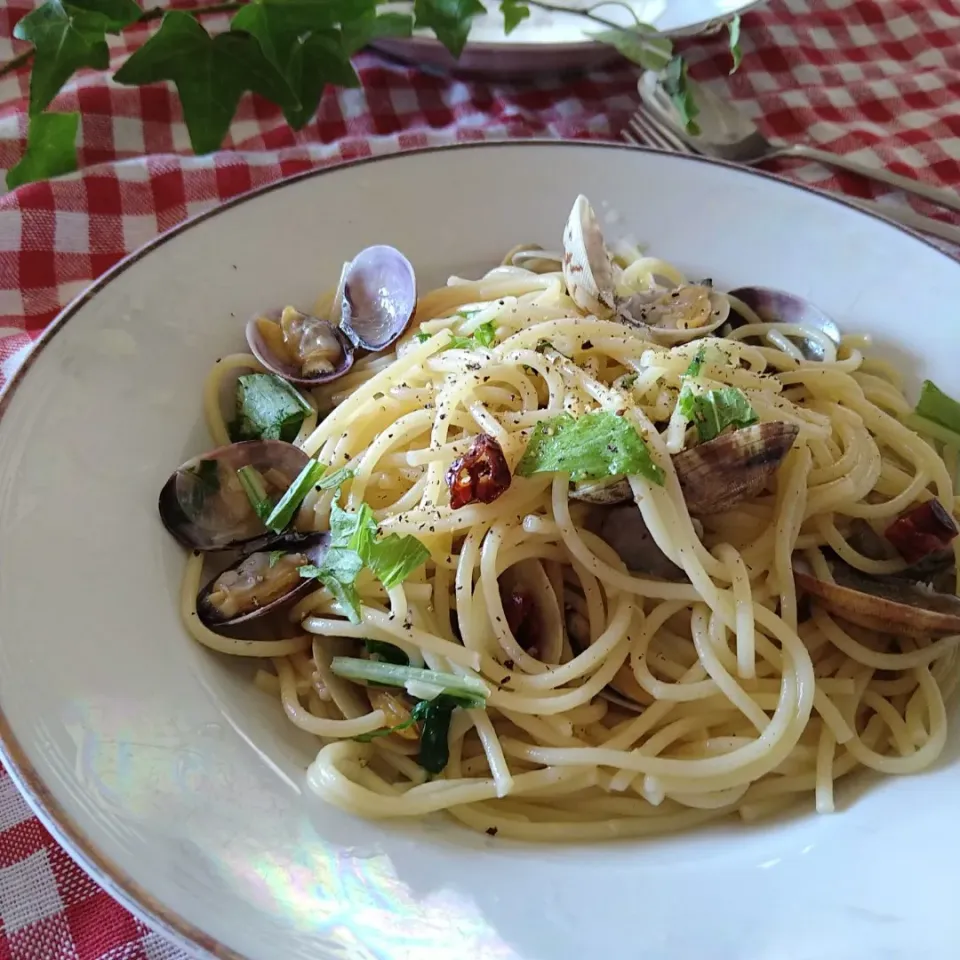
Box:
[167, 200, 960, 842]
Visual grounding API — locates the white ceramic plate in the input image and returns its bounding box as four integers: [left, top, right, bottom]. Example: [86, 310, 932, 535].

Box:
[1, 142, 960, 960]
[373, 0, 765, 77]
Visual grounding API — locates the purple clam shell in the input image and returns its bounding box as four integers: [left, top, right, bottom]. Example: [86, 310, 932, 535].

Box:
[196, 532, 330, 630]
[727, 286, 841, 361]
[341, 245, 417, 352]
[158, 440, 311, 552]
[246, 309, 354, 386]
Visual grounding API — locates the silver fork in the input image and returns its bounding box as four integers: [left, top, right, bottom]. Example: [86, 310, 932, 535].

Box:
[622, 105, 960, 247]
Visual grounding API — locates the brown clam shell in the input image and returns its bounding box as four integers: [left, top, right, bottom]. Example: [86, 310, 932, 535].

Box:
[793, 555, 960, 639]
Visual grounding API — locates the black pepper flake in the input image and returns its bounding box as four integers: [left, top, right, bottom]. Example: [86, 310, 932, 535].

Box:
[486, 827, 498, 837]
[503, 659, 515, 670]
[582, 340, 594, 350]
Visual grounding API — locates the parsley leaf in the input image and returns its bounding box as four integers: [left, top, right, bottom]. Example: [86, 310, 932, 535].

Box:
[662, 55, 699, 135]
[113, 11, 295, 154]
[416, 325, 495, 351]
[728, 13, 742, 73]
[230, 373, 310, 443]
[317, 465, 355, 490]
[678, 385, 758, 442]
[14, 0, 140, 115]
[411, 695, 460, 773]
[592, 25, 673, 71]
[516, 411, 665, 485]
[301, 547, 364, 622]
[913, 381, 960, 433]
[6, 111, 79, 190]
[367, 533, 432, 590]
[472, 320, 497, 347]
[268, 550, 285, 568]
[499, 0, 530, 33]
[413, 0, 486, 57]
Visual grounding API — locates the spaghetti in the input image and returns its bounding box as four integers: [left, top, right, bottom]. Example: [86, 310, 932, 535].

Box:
[169, 197, 960, 841]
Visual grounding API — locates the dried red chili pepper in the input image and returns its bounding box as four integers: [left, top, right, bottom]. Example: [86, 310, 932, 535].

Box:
[884, 499, 959, 565]
[445, 434, 511, 509]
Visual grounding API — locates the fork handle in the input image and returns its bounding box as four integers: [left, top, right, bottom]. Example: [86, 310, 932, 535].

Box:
[772, 143, 960, 215]
[848, 196, 960, 247]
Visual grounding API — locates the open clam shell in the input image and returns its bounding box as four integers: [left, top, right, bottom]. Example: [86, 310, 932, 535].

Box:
[618, 285, 729, 346]
[340, 245, 417, 352]
[562, 195, 618, 318]
[674, 422, 800, 515]
[197, 533, 329, 629]
[793, 555, 960, 638]
[726, 286, 841, 362]
[159, 440, 310, 551]
[246, 307, 354, 386]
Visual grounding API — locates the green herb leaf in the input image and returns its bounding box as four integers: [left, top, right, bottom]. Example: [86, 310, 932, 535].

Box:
[317, 465, 355, 490]
[535, 339, 555, 354]
[472, 320, 497, 348]
[618, 372, 638, 389]
[592, 25, 672, 70]
[300, 547, 364, 622]
[913, 381, 960, 434]
[330, 500, 378, 557]
[264, 459, 325, 532]
[365, 639, 409, 665]
[499, 0, 530, 33]
[367, 533, 431, 590]
[678, 385, 758, 442]
[662, 55, 699, 136]
[683, 345, 707, 378]
[230, 373, 310, 443]
[113, 11, 295, 154]
[413, 0, 486, 58]
[516, 411, 665, 485]
[268, 550, 285, 568]
[236, 466, 274, 522]
[411, 695, 459, 773]
[6, 111, 79, 190]
[330, 657, 489, 703]
[14, 0, 140, 115]
[343, 11, 414, 54]
[728, 13, 742, 73]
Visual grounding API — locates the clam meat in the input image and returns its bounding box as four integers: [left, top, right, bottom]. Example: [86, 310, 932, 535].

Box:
[246, 307, 354, 385]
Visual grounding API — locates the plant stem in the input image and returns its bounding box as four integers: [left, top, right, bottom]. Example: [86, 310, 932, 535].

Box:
[524, 0, 624, 32]
[0, 1, 248, 80]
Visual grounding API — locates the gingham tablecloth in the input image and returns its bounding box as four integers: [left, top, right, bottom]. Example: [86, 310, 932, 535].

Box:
[0, 0, 959, 956]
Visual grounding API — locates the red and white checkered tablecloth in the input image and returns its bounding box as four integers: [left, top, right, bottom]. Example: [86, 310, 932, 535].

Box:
[0, 0, 958, 956]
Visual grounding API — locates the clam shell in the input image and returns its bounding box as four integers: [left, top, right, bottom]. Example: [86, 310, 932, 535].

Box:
[562, 195, 617, 318]
[499, 559, 565, 665]
[159, 440, 310, 552]
[340, 245, 417, 352]
[673, 422, 800, 515]
[197, 533, 329, 629]
[246, 308, 354, 386]
[570, 476, 632, 505]
[726, 286, 841, 362]
[793, 555, 960, 638]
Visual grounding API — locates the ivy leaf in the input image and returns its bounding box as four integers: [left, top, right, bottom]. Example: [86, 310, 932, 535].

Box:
[113, 11, 296, 155]
[6, 111, 79, 190]
[342, 11, 415, 53]
[592, 25, 672, 71]
[499, 0, 529, 33]
[232, 0, 371, 128]
[661, 55, 699, 136]
[14, 0, 139, 115]
[728, 13, 742, 73]
[414, 0, 486, 58]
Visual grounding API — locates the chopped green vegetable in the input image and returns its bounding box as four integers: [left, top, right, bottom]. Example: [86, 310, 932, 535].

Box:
[300, 500, 430, 621]
[268, 550, 284, 568]
[618, 373, 639, 390]
[317, 465, 356, 490]
[683, 345, 707, 378]
[264, 459, 325, 532]
[365, 639, 409, 665]
[367, 533, 432, 590]
[516, 411, 665, 485]
[230, 373, 311, 443]
[534, 338, 554, 354]
[236, 465, 273, 522]
[678, 385, 758, 442]
[330, 657, 489, 705]
[913, 380, 960, 434]
[473, 321, 497, 347]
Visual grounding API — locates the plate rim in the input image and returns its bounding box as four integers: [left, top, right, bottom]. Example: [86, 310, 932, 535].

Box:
[0, 138, 954, 960]
[371, 0, 767, 54]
